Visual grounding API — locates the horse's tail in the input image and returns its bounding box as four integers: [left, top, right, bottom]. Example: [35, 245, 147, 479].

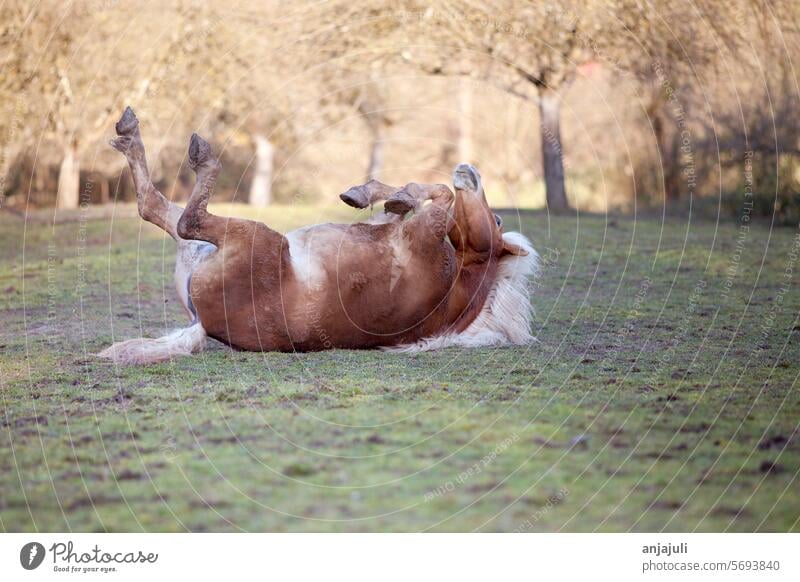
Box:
[97, 321, 207, 365]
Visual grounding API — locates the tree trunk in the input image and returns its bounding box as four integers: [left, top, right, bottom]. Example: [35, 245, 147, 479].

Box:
[100, 177, 110, 204]
[539, 90, 569, 211]
[652, 107, 680, 201]
[366, 127, 384, 182]
[458, 79, 472, 162]
[249, 134, 274, 206]
[56, 144, 80, 210]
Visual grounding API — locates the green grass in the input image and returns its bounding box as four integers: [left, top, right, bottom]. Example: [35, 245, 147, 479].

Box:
[1, 203, 799, 532]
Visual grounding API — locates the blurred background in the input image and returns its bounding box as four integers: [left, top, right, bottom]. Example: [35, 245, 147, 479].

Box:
[0, 0, 798, 223]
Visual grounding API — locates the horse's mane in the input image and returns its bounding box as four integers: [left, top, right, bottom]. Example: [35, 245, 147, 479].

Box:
[386, 231, 539, 353]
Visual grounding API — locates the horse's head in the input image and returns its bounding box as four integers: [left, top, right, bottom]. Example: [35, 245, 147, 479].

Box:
[449, 164, 528, 264]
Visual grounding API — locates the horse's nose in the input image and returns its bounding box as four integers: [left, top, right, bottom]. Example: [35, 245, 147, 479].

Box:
[453, 164, 481, 191]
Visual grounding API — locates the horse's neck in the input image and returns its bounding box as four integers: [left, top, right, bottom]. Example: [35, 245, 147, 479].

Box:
[447, 254, 498, 333]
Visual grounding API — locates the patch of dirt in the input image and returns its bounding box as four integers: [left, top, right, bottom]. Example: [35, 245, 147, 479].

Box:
[758, 434, 792, 450]
[758, 461, 785, 475]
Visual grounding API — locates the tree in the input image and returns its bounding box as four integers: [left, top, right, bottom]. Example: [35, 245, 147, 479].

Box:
[191, 4, 303, 207]
[616, 0, 770, 203]
[308, 0, 729, 211]
[307, 1, 594, 210]
[391, 1, 647, 211]
[227, 84, 299, 208]
[249, 135, 274, 206]
[355, 87, 394, 182]
[0, 1, 87, 209]
[0, 1, 210, 209]
[458, 78, 473, 163]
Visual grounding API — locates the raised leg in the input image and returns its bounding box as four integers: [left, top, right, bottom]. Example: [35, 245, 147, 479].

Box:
[110, 107, 183, 240]
[340, 178, 453, 219]
[339, 179, 399, 209]
[176, 134, 226, 246]
[384, 182, 452, 216]
[175, 134, 286, 254]
[400, 183, 455, 240]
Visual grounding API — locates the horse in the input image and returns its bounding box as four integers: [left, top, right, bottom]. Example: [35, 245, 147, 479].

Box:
[98, 108, 539, 364]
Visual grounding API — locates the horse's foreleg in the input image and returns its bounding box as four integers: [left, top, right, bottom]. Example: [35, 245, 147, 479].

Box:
[341, 179, 454, 222]
[339, 179, 401, 209]
[110, 107, 183, 240]
[383, 182, 453, 217]
[401, 184, 455, 241]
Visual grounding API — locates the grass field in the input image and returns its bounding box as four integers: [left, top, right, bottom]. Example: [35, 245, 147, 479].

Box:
[1, 203, 799, 532]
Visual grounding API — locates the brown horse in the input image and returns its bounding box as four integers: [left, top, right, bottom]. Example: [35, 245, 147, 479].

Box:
[99, 108, 539, 364]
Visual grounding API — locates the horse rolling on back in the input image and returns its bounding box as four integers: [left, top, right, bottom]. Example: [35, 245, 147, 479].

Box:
[99, 108, 539, 364]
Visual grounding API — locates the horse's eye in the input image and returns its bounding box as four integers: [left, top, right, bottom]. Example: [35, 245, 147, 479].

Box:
[494, 214, 503, 228]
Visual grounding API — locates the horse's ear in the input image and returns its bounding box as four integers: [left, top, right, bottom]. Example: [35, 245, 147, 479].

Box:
[502, 240, 529, 257]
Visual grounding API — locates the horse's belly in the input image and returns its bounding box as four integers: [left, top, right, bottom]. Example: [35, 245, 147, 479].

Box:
[190, 244, 294, 351]
[284, 257, 456, 350]
[192, 222, 457, 351]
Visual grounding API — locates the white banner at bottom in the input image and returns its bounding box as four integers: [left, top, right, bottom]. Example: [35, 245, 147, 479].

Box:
[0, 534, 796, 581]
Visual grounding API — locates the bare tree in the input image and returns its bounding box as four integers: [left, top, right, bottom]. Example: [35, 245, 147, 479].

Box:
[354, 88, 394, 182]
[202, 6, 305, 206]
[0, 1, 221, 209]
[0, 1, 85, 208]
[3, 0, 795, 216]
[248, 135, 274, 206]
[458, 78, 473, 163]
[308, 0, 732, 210]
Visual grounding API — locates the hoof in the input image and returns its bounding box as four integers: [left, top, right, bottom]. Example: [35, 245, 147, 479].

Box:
[188, 133, 215, 170]
[115, 106, 139, 136]
[384, 191, 415, 215]
[339, 186, 369, 209]
[453, 163, 481, 192]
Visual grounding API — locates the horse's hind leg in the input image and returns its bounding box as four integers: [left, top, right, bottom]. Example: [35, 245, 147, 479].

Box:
[176, 134, 285, 250]
[110, 108, 216, 320]
[110, 107, 183, 239]
[175, 134, 232, 246]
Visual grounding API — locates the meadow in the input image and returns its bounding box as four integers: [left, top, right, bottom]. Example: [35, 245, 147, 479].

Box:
[1, 204, 798, 531]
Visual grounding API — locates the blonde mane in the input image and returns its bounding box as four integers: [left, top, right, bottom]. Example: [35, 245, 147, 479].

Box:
[387, 231, 539, 353]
